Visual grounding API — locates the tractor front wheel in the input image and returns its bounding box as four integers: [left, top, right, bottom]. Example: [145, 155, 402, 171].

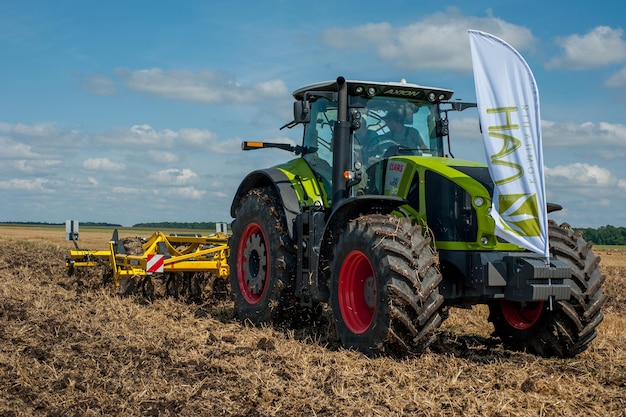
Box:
[329, 214, 444, 355]
[228, 186, 296, 324]
[489, 220, 606, 357]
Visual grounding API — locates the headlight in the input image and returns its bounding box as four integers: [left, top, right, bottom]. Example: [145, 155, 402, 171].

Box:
[473, 196, 485, 207]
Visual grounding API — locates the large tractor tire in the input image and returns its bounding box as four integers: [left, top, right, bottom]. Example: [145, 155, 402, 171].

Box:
[489, 220, 606, 357]
[228, 186, 296, 324]
[329, 214, 444, 355]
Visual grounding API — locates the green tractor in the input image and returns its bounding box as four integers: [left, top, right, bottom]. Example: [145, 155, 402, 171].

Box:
[228, 76, 605, 357]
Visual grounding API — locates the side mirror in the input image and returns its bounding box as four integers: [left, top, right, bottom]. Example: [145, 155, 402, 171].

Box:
[293, 100, 311, 123]
[451, 102, 477, 112]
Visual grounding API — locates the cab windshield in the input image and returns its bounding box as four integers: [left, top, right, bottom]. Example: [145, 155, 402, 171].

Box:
[353, 97, 441, 163]
[302, 95, 442, 198]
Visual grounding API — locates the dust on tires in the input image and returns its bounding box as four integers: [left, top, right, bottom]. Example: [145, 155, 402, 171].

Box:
[489, 220, 606, 357]
[228, 186, 296, 324]
[329, 214, 444, 355]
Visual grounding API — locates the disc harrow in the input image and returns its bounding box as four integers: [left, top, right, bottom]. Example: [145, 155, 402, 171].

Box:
[65, 223, 230, 299]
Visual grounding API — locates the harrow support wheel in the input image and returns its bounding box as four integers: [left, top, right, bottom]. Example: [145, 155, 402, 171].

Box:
[329, 214, 444, 355]
[489, 220, 606, 357]
[228, 186, 296, 324]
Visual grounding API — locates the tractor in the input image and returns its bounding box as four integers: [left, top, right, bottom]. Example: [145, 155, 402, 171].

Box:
[228, 76, 605, 357]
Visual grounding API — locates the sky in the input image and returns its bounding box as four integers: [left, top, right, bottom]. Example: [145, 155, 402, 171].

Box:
[1, 1, 626, 228]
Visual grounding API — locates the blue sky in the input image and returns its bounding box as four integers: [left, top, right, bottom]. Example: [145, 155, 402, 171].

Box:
[1, 1, 626, 228]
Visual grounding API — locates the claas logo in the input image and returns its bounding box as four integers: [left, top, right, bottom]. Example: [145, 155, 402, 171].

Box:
[388, 163, 404, 172]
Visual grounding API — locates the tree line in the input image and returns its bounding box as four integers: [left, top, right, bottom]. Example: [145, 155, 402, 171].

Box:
[130, 223, 625, 245]
[0, 221, 123, 227]
[0, 221, 226, 231]
[132, 222, 229, 231]
[1, 221, 624, 245]
[575, 225, 626, 246]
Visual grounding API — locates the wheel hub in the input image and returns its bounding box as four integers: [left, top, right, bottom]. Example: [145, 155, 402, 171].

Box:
[364, 275, 376, 308]
[242, 233, 267, 295]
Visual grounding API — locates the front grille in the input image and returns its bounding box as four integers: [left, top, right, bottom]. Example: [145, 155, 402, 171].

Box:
[425, 171, 477, 242]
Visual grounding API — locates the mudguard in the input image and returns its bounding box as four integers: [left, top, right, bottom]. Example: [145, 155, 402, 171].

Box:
[231, 168, 302, 238]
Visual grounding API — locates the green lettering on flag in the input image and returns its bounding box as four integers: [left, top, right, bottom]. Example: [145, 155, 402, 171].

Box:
[497, 193, 541, 237]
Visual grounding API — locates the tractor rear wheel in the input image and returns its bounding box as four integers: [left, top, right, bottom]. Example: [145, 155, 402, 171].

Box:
[329, 214, 444, 355]
[228, 186, 296, 324]
[489, 220, 606, 357]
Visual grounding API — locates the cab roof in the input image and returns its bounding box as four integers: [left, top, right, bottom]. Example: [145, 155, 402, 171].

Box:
[292, 79, 455, 102]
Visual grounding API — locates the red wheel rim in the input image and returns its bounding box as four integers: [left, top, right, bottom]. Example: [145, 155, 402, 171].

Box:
[500, 300, 544, 330]
[237, 223, 269, 304]
[338, 250, 376, 334]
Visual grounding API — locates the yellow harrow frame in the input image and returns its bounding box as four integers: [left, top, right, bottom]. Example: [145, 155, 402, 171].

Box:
[66, 228, 230, 289]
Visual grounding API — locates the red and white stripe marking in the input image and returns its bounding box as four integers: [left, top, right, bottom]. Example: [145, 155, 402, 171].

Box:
[146, 254, 165, 273]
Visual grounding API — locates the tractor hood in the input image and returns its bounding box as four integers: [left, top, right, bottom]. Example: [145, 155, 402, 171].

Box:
[379, 155, 514, 250]
[390, 156, 495, 199]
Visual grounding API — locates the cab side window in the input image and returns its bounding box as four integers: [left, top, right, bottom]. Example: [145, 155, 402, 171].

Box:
[303, 99, 336, 195]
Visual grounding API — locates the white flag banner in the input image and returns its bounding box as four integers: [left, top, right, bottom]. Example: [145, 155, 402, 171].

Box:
[468, 29, 549, 259]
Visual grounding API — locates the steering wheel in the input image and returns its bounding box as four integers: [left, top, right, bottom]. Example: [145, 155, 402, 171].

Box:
[391, 146, 423, 157]
[368, 138, 400, 159]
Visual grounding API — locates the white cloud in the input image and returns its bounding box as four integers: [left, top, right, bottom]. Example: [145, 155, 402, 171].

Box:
[0, 137, 40, 159]
[94, 124, 241, 153]
[82, 158, 126, 171]
[178, 129, 243, 154]
[522, 160, 626, 228]
[0, 178, 51, 192]
[177, 128, 220, 147]
[0, 122, 60, 138]
[0, 122, 82, 153]
[149, 168, 199, 186]
[541, 120, 626, 155]
[148, 150, 179, 164]
[322, 8, 535, 72]
[95, 124, 177, 147]
[547, 26, 626, 70]
[11, 159, 62, 174]
[163, 186, 205, 199]
[111, 186, 140, 194]
[545, 163, 618, 187]
[446, 117, 626, 162]
[210, 191, 228, 199]
[130, 124, 177, 143]
[114, 68, 288, 104]
[606, 65, 626, 88]
[543, 163, 626, 227]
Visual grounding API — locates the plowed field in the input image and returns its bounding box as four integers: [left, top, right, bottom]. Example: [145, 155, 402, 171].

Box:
[0, 226, 624, 416]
